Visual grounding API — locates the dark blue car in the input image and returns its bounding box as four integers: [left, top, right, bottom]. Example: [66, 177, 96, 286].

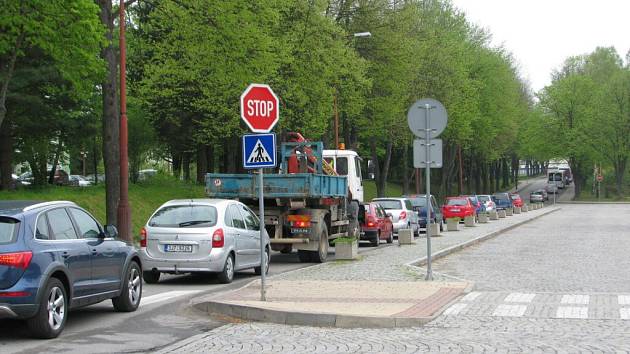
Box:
[0, 201, 142, 338]
[492, 193, 514, 210]
[403, 195, 444, 232]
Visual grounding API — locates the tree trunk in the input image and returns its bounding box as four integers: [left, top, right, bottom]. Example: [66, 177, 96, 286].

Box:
[0, 32, 23, 131]
[378, 142, 393, 197]
[48, 141, 62, 185]
[0, 120, 12, 190]
[182, 152, 190, 181]
[196, 144, 207, 184]
[172, 151, 181, 179]
[402, 145, 409, 195]
[370, 140, 393, 198]
[614, 158, 626, 197]
[206, 145, 214, 173]
[98, 0, 120, 226]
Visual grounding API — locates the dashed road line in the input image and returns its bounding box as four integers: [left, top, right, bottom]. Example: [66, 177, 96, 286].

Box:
[556, 306, 588, 319]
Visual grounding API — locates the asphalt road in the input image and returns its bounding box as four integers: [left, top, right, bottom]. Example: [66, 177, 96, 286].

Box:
[0, 243, 391, 354]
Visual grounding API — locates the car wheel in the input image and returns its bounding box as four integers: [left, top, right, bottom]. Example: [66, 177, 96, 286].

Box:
[312, 224, 329, 263]
[371, 231, 380, 247]
[143, 270, 160, 284]
[113, 261, 142, 312]
[27, 278, 67, 339]
[254, 248, 270, 275]
[218, 254, 235, 284]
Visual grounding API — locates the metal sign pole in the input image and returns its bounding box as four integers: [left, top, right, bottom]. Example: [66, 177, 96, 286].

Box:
[424, 103, 433, 281]
[258, 168, 267, 301]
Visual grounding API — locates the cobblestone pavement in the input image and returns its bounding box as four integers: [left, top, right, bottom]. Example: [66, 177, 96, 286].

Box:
[157, 204, 630, 353]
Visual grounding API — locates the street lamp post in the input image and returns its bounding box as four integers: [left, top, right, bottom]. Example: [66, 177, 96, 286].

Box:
[117, 0, 131, 242]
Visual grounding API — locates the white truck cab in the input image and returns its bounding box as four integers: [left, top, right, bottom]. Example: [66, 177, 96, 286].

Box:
[323, 149, 364, 202]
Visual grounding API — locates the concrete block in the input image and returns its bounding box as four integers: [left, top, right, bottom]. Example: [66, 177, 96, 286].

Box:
[498, 210, 507, 218]
[489, 210, 499, 220]
[539, 203, 544, 209]
[506, 208, 513, 216]
[464, 215, 475, 227]
[531, 204, 538, 210]
[286, 311, 336, 327]
[514, 206, 521, 214]
[398, 229, 413, 244]
[478, 213, 489, 223]
[335, 240, 358, 260]
[446, 218, 459, 231]
[428, 222, 440, 236]
[522, 204, 528, 212]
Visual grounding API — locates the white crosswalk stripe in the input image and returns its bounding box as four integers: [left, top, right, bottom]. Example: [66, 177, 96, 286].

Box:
[443, 303, 467, 315]
[556, 306, 588, 319]
[461, 291, 482, 302]
[620, 308, 630, 320]
[492, 304, 527, 317]
[141, 290, 203, 306]
[618, 295, 630, 305]
[561, 294, 590, 305]
[504, 292, 536, 303]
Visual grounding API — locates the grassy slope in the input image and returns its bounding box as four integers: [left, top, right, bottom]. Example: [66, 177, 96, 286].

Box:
[0, 176, 204, 240]
[363, 180, 403, 201]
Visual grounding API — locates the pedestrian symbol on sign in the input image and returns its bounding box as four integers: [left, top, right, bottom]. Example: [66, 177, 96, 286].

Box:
[248, 140, 272, 163]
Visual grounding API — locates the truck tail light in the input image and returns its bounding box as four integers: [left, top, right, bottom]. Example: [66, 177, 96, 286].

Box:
[212, 228, 224, 248]
[399, 211, 407, 220]
[140, 227, 147, 248]
[0, 251, 33, 270]
[287, 214, 311, 228]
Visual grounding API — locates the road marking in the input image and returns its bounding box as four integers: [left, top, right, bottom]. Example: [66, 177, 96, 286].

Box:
[618, 296, 630, 305]
[556, 306, 588, 319]
[492, 304, 527, 317]
[561, 294, 589, 305]
[142, 290, 203, 306]
[443, 303, 467, 315]
[461, 291, 482, 302]
[620, 308, 630, 320]
[504, 293, 536, 303]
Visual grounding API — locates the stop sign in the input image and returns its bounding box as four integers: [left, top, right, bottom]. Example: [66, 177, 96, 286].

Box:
[240, 83, 279, 133]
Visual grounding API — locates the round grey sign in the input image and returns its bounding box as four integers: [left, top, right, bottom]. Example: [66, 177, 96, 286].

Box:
[407, 98, 448, 138]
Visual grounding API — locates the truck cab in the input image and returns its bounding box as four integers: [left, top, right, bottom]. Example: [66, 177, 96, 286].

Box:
[323, 149, 364, 203]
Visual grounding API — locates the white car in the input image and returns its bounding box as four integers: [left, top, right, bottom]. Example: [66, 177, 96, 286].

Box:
[372, 197, 420, 236]
[139, 199, 270, 284]
[69, 175, 92, 187]
[477, 195, 496, 212]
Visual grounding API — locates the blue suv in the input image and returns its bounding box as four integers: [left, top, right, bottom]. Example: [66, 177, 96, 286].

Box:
[0, 201, 142, 338]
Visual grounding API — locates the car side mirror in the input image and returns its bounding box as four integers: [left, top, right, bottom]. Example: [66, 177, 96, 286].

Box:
[103, 224, 118, 238]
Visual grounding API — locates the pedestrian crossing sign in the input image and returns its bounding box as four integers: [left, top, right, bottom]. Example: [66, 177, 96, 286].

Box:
[242, 133, 276, 169]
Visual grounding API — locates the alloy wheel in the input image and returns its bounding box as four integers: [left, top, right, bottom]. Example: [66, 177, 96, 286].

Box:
[47, 286, 65, 331]
[127, 268, 141, 306]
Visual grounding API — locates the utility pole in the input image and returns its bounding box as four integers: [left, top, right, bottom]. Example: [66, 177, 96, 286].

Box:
[117, 0, 131, 242]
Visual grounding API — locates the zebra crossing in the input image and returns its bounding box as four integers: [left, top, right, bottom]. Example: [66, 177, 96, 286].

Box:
[443, 291, 630, 320]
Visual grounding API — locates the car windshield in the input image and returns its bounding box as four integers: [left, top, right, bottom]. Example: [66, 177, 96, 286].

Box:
[407, 198, 427, 208]
[374, 200, 402, 210]
[149, 205, 218, 228]
[0, 217, 19, 244]
[447, 199, 467, 206]
[510, 195, 520, 200]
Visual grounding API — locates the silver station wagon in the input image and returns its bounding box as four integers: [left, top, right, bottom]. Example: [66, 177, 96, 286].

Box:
[139, 199, 270, 284]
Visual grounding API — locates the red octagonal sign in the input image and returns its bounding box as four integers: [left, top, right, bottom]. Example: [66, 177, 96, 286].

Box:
[240, 83, 279, 133]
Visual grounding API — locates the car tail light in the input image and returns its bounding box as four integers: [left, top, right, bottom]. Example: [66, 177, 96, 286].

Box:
[366, 216, 376, 228]
[399, 211, 407, 220]
[0, 251, 33, 270]
[212, 228, 224, 248]
[140, 227, 147, 248]
[0, 291, 30, 297]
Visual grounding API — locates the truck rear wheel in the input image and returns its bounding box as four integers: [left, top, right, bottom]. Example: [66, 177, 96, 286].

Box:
[311, 224, 328, 263]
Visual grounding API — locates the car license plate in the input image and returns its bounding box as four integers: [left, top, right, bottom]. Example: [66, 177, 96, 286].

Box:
[291, 228, 310, 234]
[164, 244, 193, 253]
[451, 208, 460, 212]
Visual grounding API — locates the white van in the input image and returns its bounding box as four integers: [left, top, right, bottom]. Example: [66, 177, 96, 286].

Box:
[323, 149, 364, 202]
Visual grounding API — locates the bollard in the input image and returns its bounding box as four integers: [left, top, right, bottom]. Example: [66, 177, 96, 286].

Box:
[539, 203, 544, 209]
[532, 203, 538, 210]
[489, 210, 499, 220]
[478, 213, 489, 223]
[464, 215, 475, 227]
[522, 204, 528, 212]
[446, 218, 460, 231]
[514, 206, 521, 214]
[506, 208, 513, 216]
[498, 209, 507, 218]
[398, 229, 413, 245]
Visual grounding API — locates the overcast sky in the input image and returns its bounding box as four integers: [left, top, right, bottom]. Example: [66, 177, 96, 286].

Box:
[450, 0, 630, 92]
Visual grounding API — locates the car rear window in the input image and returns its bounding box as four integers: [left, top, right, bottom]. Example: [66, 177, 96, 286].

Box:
[510, 195, 520, 200]
[494, 194, 509, 200]
[446, 199, 467, 206]
[149, 205, 218, 228]
[374, 200, 402, 210]
[478, 196, 490, 202]
[0, 217, 19, 244]
[408, 198, 427, 207]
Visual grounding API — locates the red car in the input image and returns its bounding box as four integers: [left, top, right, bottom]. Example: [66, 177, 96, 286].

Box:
[442, 197, 475, 220]
[359, 202, 394, 246]
[510, 193, 524, 208]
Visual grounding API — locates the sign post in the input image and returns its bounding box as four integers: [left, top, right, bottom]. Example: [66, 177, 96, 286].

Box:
[408, 98, 448, 281]
[241, 84, 280, 301]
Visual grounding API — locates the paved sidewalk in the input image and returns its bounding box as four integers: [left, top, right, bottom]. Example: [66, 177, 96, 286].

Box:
[192, 205, 558, 329]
